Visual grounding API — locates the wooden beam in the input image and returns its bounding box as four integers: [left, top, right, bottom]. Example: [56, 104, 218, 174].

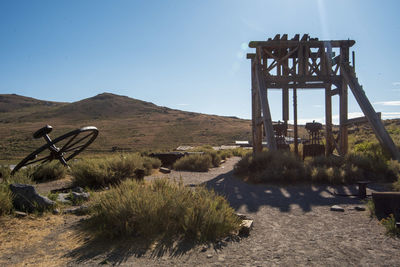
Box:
[249, 40, 355, 48]
[341, 63, 400, 161]
[339, 46, 349, 156]
[251, 57, 263, 155]
[325, 84, 333, 155]
[344, 112, 381, 126]
[255, 48, 277, 151]
[293, 86, 298, 156]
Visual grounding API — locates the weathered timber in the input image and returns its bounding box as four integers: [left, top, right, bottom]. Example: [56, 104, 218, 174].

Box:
[341, 63, 400, 161]
[255, 61, 277, 151]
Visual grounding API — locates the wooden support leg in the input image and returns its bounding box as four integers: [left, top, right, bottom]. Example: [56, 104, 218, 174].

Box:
[339, 79, 348, 156]
[325, 84, 333, 156]
[283, 87, 289, 122]
[293, 87, 298, 156]
[255, 65, 277, 151]
[251, 58, 262, 155]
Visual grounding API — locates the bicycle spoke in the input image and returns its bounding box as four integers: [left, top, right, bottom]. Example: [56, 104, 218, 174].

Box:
[24, 155, 52, 166]
[60, 133, 78, 152]
[63, 144, 87, 153]
[60, 132, 94, 152]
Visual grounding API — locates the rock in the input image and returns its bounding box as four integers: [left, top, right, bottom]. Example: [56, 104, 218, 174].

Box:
[71, 187, 84, 193]
[9, 184, 55, 212]
[14, 211, 28, 218]
[239, 219, 253, 236]
[63, 205, 90, 216]
[354, 206, 366, 211]
[330, 205, 345, 212]
[201, 245, 208, 252]
[236, 213, 250, 220]
[207, 254, 213, 259]
[52, 208, 60, 215]
[57, 193, 71, 204]
[220, 160, 226, 164]
[159, 167, 171, 174]
[71, 192, 90, 201]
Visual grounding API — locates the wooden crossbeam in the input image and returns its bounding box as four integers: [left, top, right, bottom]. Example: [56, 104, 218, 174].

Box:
[344, 112, 381, 126]
[249, 40, 355, 48]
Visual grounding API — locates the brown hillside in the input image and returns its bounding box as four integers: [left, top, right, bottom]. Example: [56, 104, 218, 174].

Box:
[0, 93, 251, 163]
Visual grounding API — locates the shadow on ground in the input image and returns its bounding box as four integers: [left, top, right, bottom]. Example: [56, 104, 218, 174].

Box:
[65, 224, 199, 265]
[203, 170, 386, 213]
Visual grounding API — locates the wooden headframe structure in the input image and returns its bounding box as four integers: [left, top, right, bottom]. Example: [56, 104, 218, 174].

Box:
[247, 34, 400, 161]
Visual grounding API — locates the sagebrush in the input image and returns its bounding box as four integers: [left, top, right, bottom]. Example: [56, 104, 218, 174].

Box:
[71, 153, 161, 188]
[87, 178, 241, 241]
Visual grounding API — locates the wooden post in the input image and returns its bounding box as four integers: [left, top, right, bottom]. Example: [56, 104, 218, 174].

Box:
[255, 47, 277, 151]
[325, 84, 333, 155]
[251, 57, 263, 155]
[325, 43, 333, 155]
[339, 46, 349, 156]
[293, 86, 298, 156]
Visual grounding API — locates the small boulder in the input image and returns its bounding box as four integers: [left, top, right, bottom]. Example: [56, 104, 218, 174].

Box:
[159, 167, 171, 174]
[63, 205, 90, 216]
[9, 184, 55, 212]
[354, 206, 366, 211]
[70, 192, 90, 201]
[239, 219, 253, 236]
[330, 205, 345, 212]
[14, 211, 28, 218]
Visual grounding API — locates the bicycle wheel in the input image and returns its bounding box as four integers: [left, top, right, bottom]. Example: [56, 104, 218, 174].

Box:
[11, 126, 98, 175]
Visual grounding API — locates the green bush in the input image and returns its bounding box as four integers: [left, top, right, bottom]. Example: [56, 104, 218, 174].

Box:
[31, 161, 67, 182]
[173, 154, 213, 172]
[380, 214, 400, 237]
[234, 151, 307, 184]
[87, 178, 241, 241]
[235, 150, 399, 184]
[71, 153, 161, 188]
[0, 183, 13, 216]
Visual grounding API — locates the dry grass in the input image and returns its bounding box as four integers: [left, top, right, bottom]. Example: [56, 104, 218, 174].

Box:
[234, 150, 400, 185]
[87, 178, 241, 242]
[71, 153, 161, 188]
[0, 214, 86, 266]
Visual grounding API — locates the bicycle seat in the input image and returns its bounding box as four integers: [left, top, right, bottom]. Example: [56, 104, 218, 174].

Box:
[33, 125, 53, 139]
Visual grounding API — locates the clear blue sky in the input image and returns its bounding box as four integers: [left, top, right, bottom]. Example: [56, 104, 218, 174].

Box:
[1, 0, 399, 124]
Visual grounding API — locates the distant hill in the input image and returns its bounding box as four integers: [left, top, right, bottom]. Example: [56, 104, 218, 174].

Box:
[0, 93, 252, 162]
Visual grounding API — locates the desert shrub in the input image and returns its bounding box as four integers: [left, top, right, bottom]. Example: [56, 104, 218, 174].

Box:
[87, 178, 240, 241]
[71, 153, 159, 188]
[0, 183, 13, 216]
[0, 166, 11, 181]
[234, 150, 307, 183]
[366, 199, 375, 218]
[143, 157, 161, 175]
[31, 161, 67, 182]
[353, 141, 390, 161]
[0, 169, 35, 216]
[173, 154, 213, 172]
[380, 214, 400, 237]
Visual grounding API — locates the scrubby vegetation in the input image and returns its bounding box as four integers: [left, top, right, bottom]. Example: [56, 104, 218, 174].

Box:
[31, 161, 67, 182]
[234, 149, 400, 184]
[173, 147, 250, 172]
[71, 153, 161, 188]
[86, 178, 241, 241]
[380, 214, 400, 237]
[173, 154, 213, 172]
[0, 167, 35, 216]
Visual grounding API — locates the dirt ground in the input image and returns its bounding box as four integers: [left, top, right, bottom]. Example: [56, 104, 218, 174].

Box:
[1, 157, 399, 266]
